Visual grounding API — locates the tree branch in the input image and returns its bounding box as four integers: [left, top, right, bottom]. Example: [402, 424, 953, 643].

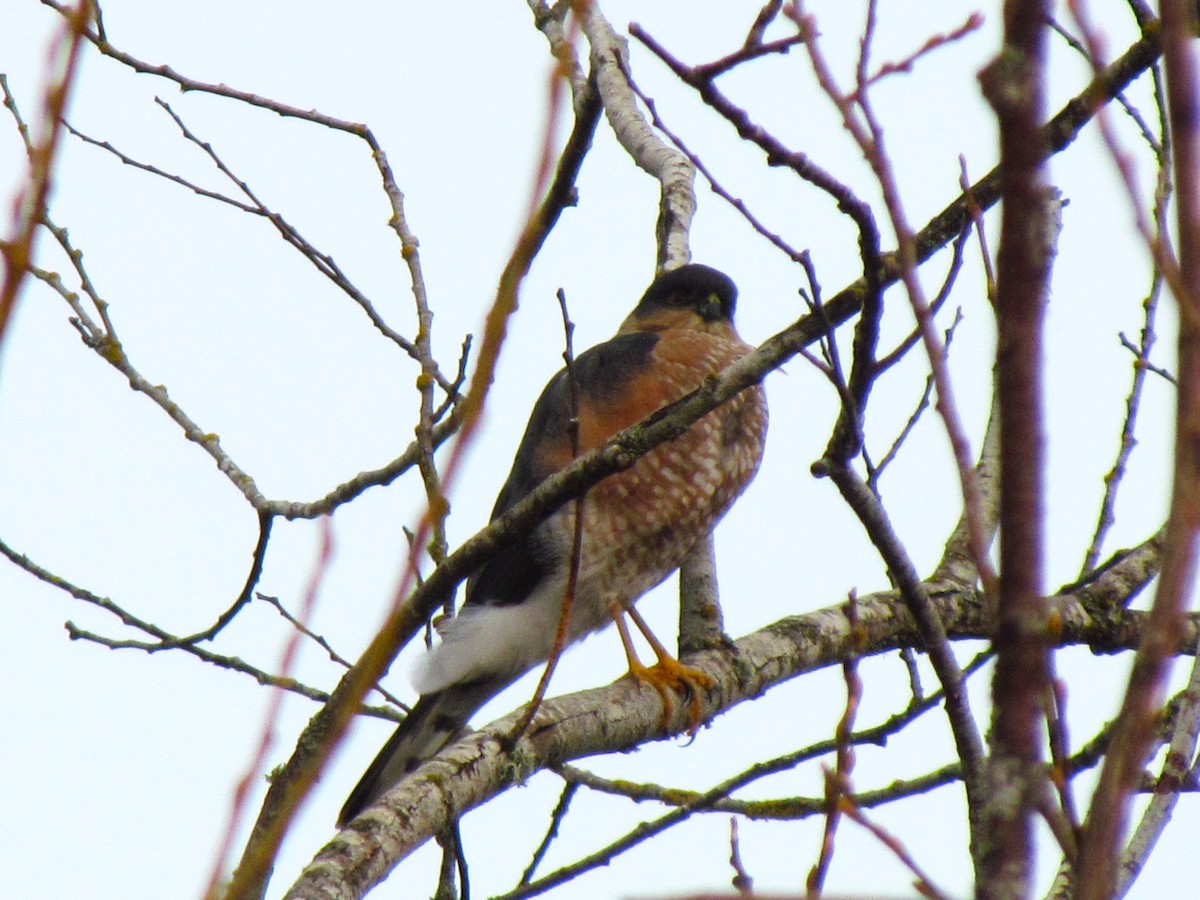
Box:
[285, 537, 1179, 899]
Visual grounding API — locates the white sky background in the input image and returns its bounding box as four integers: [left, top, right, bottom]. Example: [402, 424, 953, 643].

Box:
[0, 2, 1190, 899]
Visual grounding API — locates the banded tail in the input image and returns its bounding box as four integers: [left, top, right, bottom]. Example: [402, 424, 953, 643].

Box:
[337, 679, 501, 827]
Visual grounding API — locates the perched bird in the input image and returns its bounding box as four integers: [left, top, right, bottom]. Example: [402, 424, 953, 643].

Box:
[338, 263, 768, 827]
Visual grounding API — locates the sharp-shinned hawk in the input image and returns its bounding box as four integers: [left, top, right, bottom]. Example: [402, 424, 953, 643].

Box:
[339, 263, 768, 826]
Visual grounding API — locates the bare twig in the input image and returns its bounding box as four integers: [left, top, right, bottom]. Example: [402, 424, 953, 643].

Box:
[1081, 61, 1172, 575]
[153, 98, 447, 383]
[517, 783, 578, 887]
[0, 534, 406, 717]
[171, 511, 274, 645]
[0, 1, 92, 345]
[26, 239, 269, 510]
[507, 287, 585, 742]
[226, 27, 604, 898]
[619, 62, 808, 266]
[806, 592, 863, 897]
[256, 594, 408, 713]
[284, 533, 1181, 896]
[821, 463, 987, 822]
[629, 20, 881, 269]
[204, 521, 334, 900]
[851, 12, 985, 100]
[870, 308, 965, 489]
[1076, 2, 1200, 895]
[837, 797, 954, 900]
[729, 818, 755, 896]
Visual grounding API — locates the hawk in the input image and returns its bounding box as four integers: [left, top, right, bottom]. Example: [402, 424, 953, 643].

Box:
[339, 263, 768, 826]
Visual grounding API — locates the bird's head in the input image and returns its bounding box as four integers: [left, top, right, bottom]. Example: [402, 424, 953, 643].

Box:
[619, 264, 739, 336]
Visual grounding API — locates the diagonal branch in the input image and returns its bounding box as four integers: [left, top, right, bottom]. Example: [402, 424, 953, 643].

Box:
[285, 535, 1178, 899]
[1076, 3, 1200, 896]
[226, 28, 1170, 891]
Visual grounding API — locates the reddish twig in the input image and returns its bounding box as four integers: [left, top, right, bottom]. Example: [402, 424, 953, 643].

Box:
[204, 519, 335, 899]
[837, 796, 954, 900]
[508, 287, 586, 742]
[223, 15, 603, 894]
[0, 1, 92, 346]
[850, 12, 985, 101]
[1076, 2, 1200, 896]
[729, 818, 755, 896]
[977, 0, 1057, 893]
[1079, 42, 1173, 576]
[619, 61, 808, 266]
[806, 592, 864, 898]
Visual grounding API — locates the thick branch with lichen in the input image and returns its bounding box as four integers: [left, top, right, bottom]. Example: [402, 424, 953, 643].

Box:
[285, 536, 1175, 899]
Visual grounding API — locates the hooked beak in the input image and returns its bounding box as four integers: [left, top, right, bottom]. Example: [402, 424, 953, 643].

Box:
[697, 292, 724, 321]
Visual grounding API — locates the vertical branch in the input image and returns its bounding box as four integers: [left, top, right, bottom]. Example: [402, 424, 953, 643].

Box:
[401, 160, 449, 579]
[806, 592, 863, 898]
[580, 6, 694, 268]
[1076, 2, 1200, 897]
[204, 522, 335, 900]
[977, 0, 1054, 897]
[677, 535, 725, 654]
[1079, 58, 1172, 576]
[580, 4, 724, 665]
[225, 19, 602, 899]
[508, 288, 585, 741]
[790, 3, 989, 863]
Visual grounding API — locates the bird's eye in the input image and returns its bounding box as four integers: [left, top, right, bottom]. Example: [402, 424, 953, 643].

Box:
[665, 292, 688, 306]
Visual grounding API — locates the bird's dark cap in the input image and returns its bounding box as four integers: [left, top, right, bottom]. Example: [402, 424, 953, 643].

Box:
[631, 263, 738, 323]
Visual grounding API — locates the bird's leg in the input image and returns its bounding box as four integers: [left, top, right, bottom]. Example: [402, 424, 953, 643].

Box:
[611, 608, 678, 730]
[613, 606, 715, 734]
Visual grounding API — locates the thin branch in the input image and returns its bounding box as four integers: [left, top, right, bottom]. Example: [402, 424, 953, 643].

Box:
[851, 12, 985, 100]
[837, 796, 954, 900]
[728, 818, 755, 896]
[204, 521, 335, 900]
[152, 98, 446, 383]
[821, 462, 987, 824]
[694, 34, 807, 80]
[1081, 60, 1172, 575]
[256, 594, 408, 713]
[806, 592, 864, 897]
[630, 20, 880, 259]
[286, 546, 1184, 898]
[619, 62, 808, 266]
[0, 1, 92, 345]
[64, 121, 257, 211]
[517, 783, 578, 887]
[870, 308, 965, 489]
[1076, 1, 1200, 894]
[26, 242, 269, 510]
[0, 534, 397, 718]
[226, 32, 604, 899]
[171, 511, 274, 645]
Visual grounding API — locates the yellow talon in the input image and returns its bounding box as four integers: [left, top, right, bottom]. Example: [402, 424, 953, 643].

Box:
[612, 606, 714, 734]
